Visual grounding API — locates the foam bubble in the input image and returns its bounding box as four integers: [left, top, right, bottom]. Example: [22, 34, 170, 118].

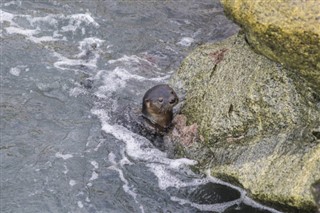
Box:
[77, 201, 84, 208]
[9, 66, 22, 76]
[69, 180, 76, 186]
[63, 165, 69, 174]
[177, 37, 194, 47]
[90, 160, 99, 169]
[55, 152, 73, 160]
[89, 171, 99, 181]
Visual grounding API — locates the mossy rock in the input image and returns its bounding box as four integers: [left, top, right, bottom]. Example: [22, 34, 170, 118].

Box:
[221, 0, 320, 92]
[171, 34, 320, 211]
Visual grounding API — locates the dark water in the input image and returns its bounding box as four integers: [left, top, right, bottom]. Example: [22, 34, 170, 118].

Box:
[1, 1, 281, 212]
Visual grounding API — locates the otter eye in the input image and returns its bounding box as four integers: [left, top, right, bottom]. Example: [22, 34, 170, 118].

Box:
[171, 91, 175, 95]
[158, 97, 163, 103]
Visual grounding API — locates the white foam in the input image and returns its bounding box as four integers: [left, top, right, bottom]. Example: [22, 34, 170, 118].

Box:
[243, 197, 282, 213]
[91, 109, 110, 123]
[1, 10, 99, 45]
[90, 160, 99, 169]
[108, 55, 140, 64]
[77, 201, 84, 208]
[0, 10, 16, 23]
[61, 13, 99, 33]
[53, 37, 104, 72]
[63, 165, 69, 174]
[5, 24, 59, 44]
[79, 37, 104, 52]
[93, 140, 104, 151]
[99, 122, 166, 162]
[147, 164, 204, 190]
[69, 87, 87, 97]
[1, 10, 105, 85]
[171, 196, 242, 213]
[88, 162, 99, 182]
[95, 67, 169, 99]
[55, 152, 73, 160]
[107, 152, 144, 213]
[177, 37, 194, 47]
[204, 171, 282, 213]
[27, 14, 59, 27]
[108, 54, 162, 72]
[9, 66, 23, 76]
[89, 171, 99, 181]
[69, 179, 76, 186]
[3, 1, 16, 6]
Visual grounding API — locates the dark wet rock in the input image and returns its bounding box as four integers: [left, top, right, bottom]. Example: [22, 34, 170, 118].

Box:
[168, 182, 241, 205]
[311, 180, 320, 213]
[171, 33, 320, 211]
[312, 127, 320, 140]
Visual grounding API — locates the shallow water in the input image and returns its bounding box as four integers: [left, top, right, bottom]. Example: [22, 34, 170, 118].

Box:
[1, 1, 281, 212]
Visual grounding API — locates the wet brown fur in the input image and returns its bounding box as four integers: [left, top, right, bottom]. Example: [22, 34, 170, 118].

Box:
[142, 84, 178, 129]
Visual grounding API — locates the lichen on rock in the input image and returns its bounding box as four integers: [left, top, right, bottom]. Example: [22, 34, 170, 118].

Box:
[221, 0, 320, 92]
[170, 33, 320, 212]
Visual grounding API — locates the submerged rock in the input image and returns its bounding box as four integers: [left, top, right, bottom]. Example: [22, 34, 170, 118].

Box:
[221, 0, 320, 92]
[171, 34, 320, 212]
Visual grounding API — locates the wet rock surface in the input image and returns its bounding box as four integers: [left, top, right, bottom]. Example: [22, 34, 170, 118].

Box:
[171, 33, 320, 211]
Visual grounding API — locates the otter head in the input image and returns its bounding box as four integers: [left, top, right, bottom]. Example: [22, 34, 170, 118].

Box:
[142, 84, 179, 129]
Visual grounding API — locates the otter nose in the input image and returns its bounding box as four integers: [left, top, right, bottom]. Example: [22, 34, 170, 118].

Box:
[169, 97, 177, 105]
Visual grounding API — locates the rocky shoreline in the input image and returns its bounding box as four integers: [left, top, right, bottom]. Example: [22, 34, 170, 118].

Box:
[169, 1, 320, 211]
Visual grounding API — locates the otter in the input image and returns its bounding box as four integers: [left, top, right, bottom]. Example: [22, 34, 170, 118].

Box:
[141, 84, 179, 131]
[115, 84, 179, 151]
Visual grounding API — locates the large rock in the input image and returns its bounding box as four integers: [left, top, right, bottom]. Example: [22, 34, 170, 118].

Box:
[221, 0, 320, 92]
[171, 34, 320, 212]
